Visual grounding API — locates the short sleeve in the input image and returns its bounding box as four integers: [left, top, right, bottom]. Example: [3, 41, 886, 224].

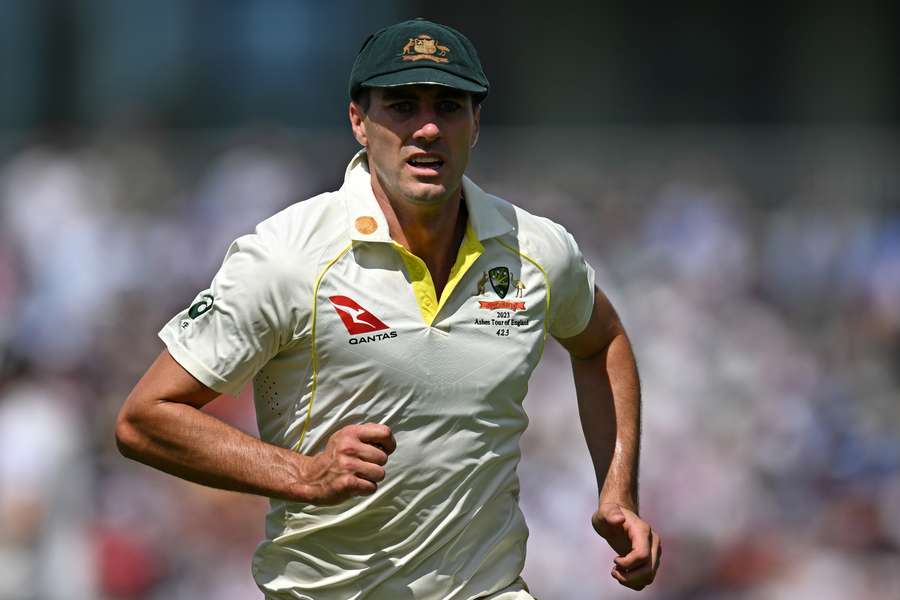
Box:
[158, 231, 302, 396]
[548, 226, 596, 339]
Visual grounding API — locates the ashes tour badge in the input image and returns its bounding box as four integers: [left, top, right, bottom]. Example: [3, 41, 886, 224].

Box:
[488, 266, 510, 299]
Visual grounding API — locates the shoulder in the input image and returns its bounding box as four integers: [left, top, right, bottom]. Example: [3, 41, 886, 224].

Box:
[255, 191, 348, 256]
[221, 191, 349, 288]
[487, 193, 583, 272]
[247, 191, 350, 267]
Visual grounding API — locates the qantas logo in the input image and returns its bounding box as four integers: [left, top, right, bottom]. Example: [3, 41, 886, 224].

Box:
[329, 295, 390, 335]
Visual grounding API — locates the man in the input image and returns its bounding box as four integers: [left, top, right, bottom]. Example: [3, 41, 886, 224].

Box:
[116, 18, 660, 599]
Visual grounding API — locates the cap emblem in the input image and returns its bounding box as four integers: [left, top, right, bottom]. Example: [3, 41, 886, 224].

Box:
[401, 34, 450, 63]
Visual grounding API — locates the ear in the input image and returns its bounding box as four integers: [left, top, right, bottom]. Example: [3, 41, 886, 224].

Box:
[349, 101, 368, 146]
[470, 104, 482, 149]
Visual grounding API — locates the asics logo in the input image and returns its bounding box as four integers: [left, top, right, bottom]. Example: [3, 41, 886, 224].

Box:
[329, 296, 389, 335]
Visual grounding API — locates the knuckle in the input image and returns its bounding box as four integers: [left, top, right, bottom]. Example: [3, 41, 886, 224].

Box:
[337, 441, 357, 456]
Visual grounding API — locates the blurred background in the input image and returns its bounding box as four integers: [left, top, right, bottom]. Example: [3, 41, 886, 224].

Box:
[1, 1, 899, 599]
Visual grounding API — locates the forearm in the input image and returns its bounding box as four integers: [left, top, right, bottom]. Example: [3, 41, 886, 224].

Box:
[572, 331, 641, 511]
[116, 397, 310, 502]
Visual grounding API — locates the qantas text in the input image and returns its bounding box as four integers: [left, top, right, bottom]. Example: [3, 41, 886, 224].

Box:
[348, 331, 399, 345]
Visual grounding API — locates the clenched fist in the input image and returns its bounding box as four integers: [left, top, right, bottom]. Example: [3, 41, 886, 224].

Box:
[299, 423, 396, 505]
[592, 503, 661, 590]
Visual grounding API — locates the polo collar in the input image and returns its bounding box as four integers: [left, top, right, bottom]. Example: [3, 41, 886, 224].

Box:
[342, 149, 514, 243]
[460, 173, 515, 241]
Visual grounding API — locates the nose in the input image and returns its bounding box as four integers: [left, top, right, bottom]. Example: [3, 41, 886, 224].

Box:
[413, 119, 440, 144]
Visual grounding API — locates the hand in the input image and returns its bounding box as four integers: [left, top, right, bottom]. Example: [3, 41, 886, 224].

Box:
[299, 423, 396, 505]
[592, 503, 661, 590]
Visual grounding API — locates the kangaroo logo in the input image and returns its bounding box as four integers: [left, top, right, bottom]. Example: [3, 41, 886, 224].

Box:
[329, 296, 389, 335]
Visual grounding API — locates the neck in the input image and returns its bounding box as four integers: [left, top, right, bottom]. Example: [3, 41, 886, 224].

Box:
[370, 176, 468, 298]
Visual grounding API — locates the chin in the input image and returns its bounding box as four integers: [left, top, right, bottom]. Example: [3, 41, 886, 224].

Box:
[405, 182, 450, 205]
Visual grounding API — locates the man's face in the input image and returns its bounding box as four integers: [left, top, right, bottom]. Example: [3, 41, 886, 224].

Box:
[349, 85, 481, 206]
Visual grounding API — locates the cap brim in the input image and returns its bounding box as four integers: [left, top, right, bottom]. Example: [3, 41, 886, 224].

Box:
[361, 67, 487, 94]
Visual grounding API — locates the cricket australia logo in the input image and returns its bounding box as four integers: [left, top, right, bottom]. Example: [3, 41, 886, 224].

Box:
[329, 295, 398, 344]
[476, 266, 526, 311]
[401, 34, 450, 63]
[489, 266, 510, 298]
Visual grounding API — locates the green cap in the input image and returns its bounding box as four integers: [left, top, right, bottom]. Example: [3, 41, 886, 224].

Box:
[349, 18, 489, 101]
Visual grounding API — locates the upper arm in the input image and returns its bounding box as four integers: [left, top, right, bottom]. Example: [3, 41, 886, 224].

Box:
[555, 286, 626, 359]
[116, 349, 220, 450]
[532, 216, 596, 340]
[125, 349, 221, 411]
[157, 225, 309, 397]
[529, 217, 620, 358]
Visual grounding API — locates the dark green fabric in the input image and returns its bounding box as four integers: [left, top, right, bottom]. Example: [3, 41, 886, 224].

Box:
[349, 18, 489, 100]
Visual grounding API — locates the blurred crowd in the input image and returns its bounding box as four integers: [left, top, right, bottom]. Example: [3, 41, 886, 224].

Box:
[1, 128, 898, 599]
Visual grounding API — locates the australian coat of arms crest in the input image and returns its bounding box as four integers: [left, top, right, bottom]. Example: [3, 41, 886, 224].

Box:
[401, 34, 450, 63]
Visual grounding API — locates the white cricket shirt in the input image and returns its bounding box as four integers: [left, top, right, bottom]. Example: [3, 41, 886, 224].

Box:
[159, 150, 595, 600]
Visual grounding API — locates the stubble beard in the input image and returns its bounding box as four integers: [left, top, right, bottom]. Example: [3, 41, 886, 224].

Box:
[376, 164, 458, 208]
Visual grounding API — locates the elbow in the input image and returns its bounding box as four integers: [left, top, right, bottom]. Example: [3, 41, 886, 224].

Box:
[114, 406, 143, 460]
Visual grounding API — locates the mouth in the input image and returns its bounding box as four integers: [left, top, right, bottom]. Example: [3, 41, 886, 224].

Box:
[406, 154, 445, 175]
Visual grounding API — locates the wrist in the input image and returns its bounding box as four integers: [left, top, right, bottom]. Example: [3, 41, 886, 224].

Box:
[598, 495, 638, 513]
[278, 450, 317, 502]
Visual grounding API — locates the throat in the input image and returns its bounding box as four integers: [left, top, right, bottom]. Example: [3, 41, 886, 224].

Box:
[405, 205, 468, 299]
[369, 169, 471, 300]
[379, 196, 468, 300]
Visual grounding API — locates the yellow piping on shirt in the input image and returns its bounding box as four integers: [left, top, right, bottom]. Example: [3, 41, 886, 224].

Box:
[495, 238, 551, 341]
[292, 242, 353, 453]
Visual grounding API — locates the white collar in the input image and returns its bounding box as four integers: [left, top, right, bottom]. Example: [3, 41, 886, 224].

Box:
[342, 149, 514, 243]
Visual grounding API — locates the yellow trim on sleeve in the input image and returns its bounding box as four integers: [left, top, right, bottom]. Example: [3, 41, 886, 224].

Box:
[292, 242, 353, 453]
[393, 223, 484, 326]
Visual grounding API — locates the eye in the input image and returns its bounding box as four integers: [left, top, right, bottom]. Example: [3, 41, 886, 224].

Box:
[389, 101, 415, 114]
[437, 100, 463, 113]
